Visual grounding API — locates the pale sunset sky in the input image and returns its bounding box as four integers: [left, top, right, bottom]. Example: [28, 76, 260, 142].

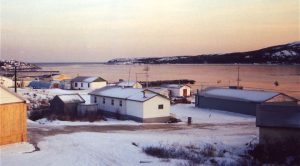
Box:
[1, 0, 299, 62]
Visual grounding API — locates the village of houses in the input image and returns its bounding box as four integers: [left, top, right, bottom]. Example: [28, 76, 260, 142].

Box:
[1, 71, 300, 165]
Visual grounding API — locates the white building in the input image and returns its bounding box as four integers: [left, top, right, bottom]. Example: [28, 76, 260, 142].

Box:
[161, 84, 191, 97]
[117, 81, 142, 89]
[0, 76, 14, 88]
[71, 76, 107, 90]
[89, 87, 170, 123]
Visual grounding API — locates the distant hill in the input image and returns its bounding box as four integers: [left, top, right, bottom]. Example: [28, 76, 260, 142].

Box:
[0, 60, 40, 71]
[107, 41, 300, 64]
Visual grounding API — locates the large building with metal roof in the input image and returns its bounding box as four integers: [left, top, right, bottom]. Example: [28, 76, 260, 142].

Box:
[195, 87, 298, 116]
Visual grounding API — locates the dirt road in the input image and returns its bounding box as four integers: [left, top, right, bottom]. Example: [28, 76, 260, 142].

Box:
[27, 121, 255, 149]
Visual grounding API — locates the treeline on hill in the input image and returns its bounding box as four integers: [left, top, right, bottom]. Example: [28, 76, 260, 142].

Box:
[107, 42, 300, 64]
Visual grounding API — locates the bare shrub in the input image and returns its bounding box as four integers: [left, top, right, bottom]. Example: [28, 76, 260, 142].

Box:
[248, 139, 300, 165]
[200, 144, 216, 157]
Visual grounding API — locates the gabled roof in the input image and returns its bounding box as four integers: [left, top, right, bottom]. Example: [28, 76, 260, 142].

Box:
[0, 86, 26, 104]
[89, 86, 169, 102]
[198, 87, 281, 103]
[54, 94, 85, 103]
[161, 84, 191, 89]
[28, 81, 51, 89]
[117, 81, 140, 87]
[71, 76, 106, 83]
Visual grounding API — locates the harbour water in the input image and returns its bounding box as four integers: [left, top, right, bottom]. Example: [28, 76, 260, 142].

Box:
[38, 63, 300, 99]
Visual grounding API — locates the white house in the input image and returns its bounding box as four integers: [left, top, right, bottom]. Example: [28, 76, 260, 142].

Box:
[0, 76, 14, 88]
[117, 81, 142, 89]
[71, 76, 107, 90]
[161, 84, 191, 97]
[89, 87, 170, 123]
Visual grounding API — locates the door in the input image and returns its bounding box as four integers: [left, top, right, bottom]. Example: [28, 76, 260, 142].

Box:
[183, 89, 188, 97]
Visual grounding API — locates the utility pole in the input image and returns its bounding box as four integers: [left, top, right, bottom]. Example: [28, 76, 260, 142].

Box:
[237, 64, 240, 87]
[128, 67, 131, 85]
[14, 66, 17, 92]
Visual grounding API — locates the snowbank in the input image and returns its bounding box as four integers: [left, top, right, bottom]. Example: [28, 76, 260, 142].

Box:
[34, 118, 139, 126]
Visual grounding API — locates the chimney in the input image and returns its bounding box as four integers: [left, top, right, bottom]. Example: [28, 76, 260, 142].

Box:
[143, 91, 146, 98]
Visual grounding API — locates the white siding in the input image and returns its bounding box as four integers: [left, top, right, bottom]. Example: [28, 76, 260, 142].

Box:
[91, 95, 127, 114]
[143, 96, 170, 119]
[126, 100, 144, 118]
[133, 83, 143, 89]
[179, 86, 191, 97]
[73, 81, 106, 90]
[90, 82, 107, 89]
[90, 94, 170, 120]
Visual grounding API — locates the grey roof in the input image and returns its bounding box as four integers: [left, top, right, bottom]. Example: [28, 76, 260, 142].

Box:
[198, 87, 281, 103]
[89, 86, 168, 102]
[117, 81, 140, 87]
[71, 76, 106, 83]
[161, 84, 190, 89]
[56, 94, 85, 103]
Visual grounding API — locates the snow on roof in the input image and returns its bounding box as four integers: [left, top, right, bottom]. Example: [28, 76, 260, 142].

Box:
[199, 88, 280, 102]
[0, 86, 26, 104]
[71, 76, 106, 83]
[161, 84, 189, 89]
[89, 87, 159, 102]
[57, 94, 85, 103]
[117, 81, 139, 87]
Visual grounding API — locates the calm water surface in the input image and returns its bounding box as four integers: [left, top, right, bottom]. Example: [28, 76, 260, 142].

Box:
[39, 64, 300, 99]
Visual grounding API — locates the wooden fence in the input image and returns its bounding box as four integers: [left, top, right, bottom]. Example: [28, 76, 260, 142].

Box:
[0, 102, 27, 145]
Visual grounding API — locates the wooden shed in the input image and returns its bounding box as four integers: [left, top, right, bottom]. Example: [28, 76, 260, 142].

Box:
[50, 94, 85, 120]
[0, 86, 27, 145]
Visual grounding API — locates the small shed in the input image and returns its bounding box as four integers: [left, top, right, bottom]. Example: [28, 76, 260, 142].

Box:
[161, 84, 191, 97]
[71, 76, 107, 90]
[117, 81, 143, 89]
[0, 86, 27, 145]
[195, 87, 298, 116]
[77, 103, 98, 117]
[50, 94, 85, 119]
[256, 103, 300, 144]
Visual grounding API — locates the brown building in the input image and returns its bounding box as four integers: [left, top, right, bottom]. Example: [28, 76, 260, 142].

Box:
[0, 86, 27, 145]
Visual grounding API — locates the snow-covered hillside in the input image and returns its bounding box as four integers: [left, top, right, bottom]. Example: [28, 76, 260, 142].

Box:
[107, 41, 300, 64]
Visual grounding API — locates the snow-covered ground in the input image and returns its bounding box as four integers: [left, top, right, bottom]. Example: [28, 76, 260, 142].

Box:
[172, 104, 255, 124]
[16, 88, 92, 109]
[1, 103, 257, 166]
[33, 118, 139, 126]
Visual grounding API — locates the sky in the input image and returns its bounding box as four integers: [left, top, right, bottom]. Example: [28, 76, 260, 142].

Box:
[1, 0, 299, 62]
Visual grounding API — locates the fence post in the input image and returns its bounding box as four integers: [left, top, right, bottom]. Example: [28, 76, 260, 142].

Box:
[188, 117, 192, 125]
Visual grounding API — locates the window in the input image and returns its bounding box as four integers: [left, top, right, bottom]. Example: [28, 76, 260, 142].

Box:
[111, 99, 114, 105]
[94, 96, 97, 103]
[103, 98, 105, 104]
[119, 100, 122, 107]
[81, 83, 83, 87]
[75, 82, 78, 87]
[88, 83, 90, 88]
[158, 104, 164, 109]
